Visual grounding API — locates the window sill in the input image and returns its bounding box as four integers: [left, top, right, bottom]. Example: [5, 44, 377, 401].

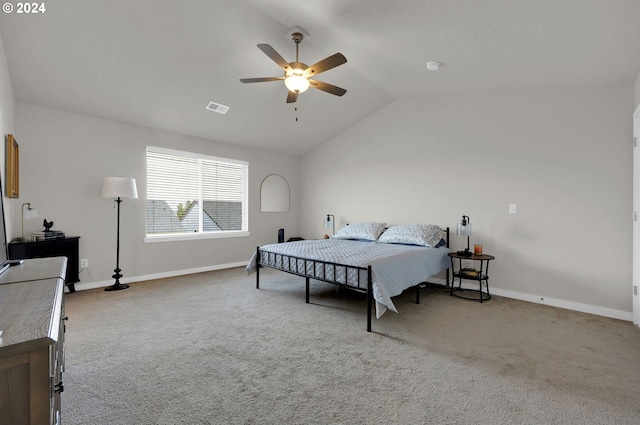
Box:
[144, 231, 250, 243]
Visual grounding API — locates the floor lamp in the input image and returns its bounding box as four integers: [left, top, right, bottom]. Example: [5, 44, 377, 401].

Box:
[102, 177, 138, 291]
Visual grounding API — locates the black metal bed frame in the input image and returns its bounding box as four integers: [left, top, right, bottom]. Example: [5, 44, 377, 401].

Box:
[255, 227, 450, 332]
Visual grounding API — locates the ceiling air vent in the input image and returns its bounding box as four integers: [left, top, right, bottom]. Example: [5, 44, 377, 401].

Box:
[206, 101, 230, 114]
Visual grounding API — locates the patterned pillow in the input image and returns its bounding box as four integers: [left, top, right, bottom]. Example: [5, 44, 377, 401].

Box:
[377, 224, 443, 247]
[331, 222, 387, 241]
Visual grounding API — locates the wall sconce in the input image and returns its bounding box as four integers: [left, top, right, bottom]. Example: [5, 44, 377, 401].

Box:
[21, 202, 38, 241]
[456, 215, 472, 256]
[324, 214, 335, 237]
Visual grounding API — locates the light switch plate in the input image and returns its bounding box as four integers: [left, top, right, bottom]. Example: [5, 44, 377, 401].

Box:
[509, 204, 518, 214]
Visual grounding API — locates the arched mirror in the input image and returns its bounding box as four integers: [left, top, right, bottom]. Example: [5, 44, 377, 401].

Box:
[261, 174, 290, 212]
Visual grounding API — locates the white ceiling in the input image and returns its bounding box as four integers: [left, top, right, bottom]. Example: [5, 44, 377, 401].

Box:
[1, 0, 639, 157]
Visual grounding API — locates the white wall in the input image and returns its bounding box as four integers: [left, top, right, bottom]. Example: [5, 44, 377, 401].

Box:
[636, 72, 640, 110]
[300, 84, 633, 316]
[15, 102, 299, 286]
[0, 33, 16, 239]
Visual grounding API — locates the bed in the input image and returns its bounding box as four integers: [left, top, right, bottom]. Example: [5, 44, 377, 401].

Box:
[246, 222, 450, 332]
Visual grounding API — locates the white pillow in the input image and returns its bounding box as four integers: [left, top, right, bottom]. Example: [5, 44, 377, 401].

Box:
[377, 224, 443, 247]
[331, 222, 386, 241]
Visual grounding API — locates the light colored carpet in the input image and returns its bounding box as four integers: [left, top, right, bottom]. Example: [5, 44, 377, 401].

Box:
[62, 267, 640, 425]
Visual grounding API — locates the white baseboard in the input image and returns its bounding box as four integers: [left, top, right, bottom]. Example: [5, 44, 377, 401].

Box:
[70, 261, 247, 292]
[445, 280, 633, 322]
[491, 287, 633, 321]
[71, 265, 633, 322]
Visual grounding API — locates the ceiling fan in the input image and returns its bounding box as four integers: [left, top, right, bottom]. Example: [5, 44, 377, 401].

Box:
[240, 32, 347, 103]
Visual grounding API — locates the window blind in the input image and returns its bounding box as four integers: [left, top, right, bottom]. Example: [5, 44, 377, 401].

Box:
[146, 147, 248, 237]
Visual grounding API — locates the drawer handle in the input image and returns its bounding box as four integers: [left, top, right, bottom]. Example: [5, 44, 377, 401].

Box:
[54, 381, 64, 393]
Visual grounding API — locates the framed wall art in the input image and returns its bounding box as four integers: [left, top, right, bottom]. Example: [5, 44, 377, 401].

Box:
[6, 134, 19, 198]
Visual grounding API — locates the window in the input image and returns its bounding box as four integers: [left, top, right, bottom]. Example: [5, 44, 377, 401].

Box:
[146, 146, 249, 242]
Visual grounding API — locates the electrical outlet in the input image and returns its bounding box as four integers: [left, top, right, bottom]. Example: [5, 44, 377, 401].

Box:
[509, 204, 518, 214]
[80, 259, 89, 269]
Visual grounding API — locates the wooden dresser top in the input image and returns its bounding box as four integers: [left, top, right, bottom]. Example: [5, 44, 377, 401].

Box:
[0, 257, 66, 358]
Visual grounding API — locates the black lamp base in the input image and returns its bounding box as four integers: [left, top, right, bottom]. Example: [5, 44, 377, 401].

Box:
[456, 249, 473, 257]
[105, 267, 128, 291]
[105, 282, 129, 291]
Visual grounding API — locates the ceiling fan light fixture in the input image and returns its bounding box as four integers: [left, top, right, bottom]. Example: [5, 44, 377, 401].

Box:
[285, 75, 310, 93]
[240, 30, 347, 103]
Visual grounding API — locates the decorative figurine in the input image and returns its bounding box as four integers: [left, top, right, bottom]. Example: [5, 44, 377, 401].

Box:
[43, 219, 54, 232]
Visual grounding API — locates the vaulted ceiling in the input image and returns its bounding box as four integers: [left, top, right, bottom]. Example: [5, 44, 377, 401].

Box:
[1, 0, 639, 157]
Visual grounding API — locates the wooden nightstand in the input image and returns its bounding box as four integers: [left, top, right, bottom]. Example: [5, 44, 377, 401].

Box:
[448, 252, 495, 302]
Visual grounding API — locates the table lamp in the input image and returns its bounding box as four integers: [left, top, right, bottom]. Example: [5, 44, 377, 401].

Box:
[20, 202, 38, 241]
[324, 214, 335, 237]
[456, 215, 472, 257]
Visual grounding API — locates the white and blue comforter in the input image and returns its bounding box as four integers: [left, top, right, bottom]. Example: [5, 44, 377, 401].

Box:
[246, 239, 450, 318]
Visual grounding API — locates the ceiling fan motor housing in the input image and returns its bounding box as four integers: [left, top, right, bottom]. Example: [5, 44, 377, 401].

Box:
[288, 62, 308, 77]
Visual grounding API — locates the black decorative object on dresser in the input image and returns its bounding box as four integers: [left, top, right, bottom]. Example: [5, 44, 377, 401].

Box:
[8, 236, 80, 292]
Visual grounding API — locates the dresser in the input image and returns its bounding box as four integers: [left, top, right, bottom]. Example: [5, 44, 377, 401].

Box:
[9, 237, 80, 292]
[0, 257, 68, 425]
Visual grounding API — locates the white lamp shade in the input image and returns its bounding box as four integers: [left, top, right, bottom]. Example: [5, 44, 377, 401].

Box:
[23, 206, 38, 219]
[102, 177, 138, 199]
[456, 222, 472, 237]
[324, 215, 334, 229]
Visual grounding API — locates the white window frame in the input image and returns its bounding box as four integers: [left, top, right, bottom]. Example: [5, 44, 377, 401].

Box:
[145, 146, 249, 243]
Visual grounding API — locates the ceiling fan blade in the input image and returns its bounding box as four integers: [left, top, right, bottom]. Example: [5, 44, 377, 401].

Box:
[257, 44, 291, 72]
[240, 77, 284, 83]
[309, 80, 347, 97]
[303, 53, 347, 78]
[286, 91, 298, 103]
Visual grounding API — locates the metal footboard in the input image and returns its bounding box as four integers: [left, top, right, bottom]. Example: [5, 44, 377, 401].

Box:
[255, 247, 375, 331]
